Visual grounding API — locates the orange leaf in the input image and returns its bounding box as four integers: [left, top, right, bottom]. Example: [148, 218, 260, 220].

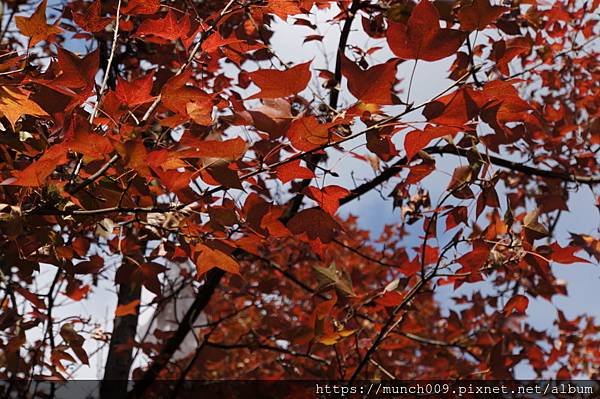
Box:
[178, 137, 247, 160]
[15, 0, 62, 46]
[113, 140, 153, 179]
[247, 61, 312, 99]
[11, 146, 66, 187]
[115, 300, 140, 317]
[196, 244, 240, 275]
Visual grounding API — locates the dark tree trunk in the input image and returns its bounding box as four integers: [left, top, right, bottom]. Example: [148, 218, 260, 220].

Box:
[100, 281, 141, 399]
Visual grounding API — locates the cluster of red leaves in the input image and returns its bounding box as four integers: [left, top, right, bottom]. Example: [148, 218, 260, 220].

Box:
[0, 0, 598, 394]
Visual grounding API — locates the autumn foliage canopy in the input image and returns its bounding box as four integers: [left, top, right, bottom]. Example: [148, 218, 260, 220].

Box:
[0, 0, 599, 396]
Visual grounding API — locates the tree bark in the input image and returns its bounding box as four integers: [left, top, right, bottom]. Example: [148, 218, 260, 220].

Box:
[100, 281, 142, 399]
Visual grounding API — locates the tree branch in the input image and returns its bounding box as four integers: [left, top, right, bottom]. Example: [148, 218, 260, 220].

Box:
[283, 0, 362, 219]
[129, 268, 224, 398]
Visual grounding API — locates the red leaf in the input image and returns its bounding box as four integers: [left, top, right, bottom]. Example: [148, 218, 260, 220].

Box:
[63, 115, 113, 159]
[341, 55, 400, 105]
[287, 115, 340, 151]
[114, 72, 156, 107]
[74, 256, 104, 275]
[135, 10, 192, 43]
[14, 286, 46, 309]
[247, 61, 312, 99]
[73, 0, 112, 32]
[113, 140, 153, 179]
[33, 47, 99, 111]
[422, 87, 479, 126]
[64, 281, 91, 302]
[202, 31, 244, 53]
[503, 295, 529, 315]
[122, 0, 161, 15]
[404, 126, 460, 160]
[457, 0, 509, 31]
[276, 160, 315, 183]
[406, 161, 435, 184]
[549, 243, 590, 265]
[160, 71, 215, 125]
[386, 0, 465, 61]
[456, 246, 489, 271]
[305, 185, 349, 216]
[287, 207, 340, 243]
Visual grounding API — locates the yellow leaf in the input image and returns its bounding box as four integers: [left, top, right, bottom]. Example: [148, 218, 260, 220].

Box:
[0, 87, 48, 128]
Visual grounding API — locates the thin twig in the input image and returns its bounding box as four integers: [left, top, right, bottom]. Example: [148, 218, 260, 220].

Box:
[89, 0, 122, 124]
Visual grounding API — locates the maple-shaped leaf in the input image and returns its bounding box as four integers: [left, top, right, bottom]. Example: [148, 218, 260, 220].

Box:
[548, 243, 590, 265]
[115, 72, 156, 107]
[195, 244, 240, 275]
[63, 114, 113, 159]
[386, 0, 465, 61]
[341, 55, 401, 105]
[457, 0, 509, 31]
[122, 0, 161, 15]
[503, 294, 528, 315]
[135, 10, 191, 44]
[113, 140, 152, 179]
[305, 185, 349, 216]
[0, 86, 48, 128]
[201, 31, 245, 54]
[73, 0, 112, 33]
[8, 146, 65, 186]
[161, 70, 214, 126]
[404, 125, 461, 160]
[40, 47, 99, 92]
[247, 61, 312, 99]
[15, 0, 62, 46]
[33, 47, 99, 112]
[275, 160, 315, 183]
